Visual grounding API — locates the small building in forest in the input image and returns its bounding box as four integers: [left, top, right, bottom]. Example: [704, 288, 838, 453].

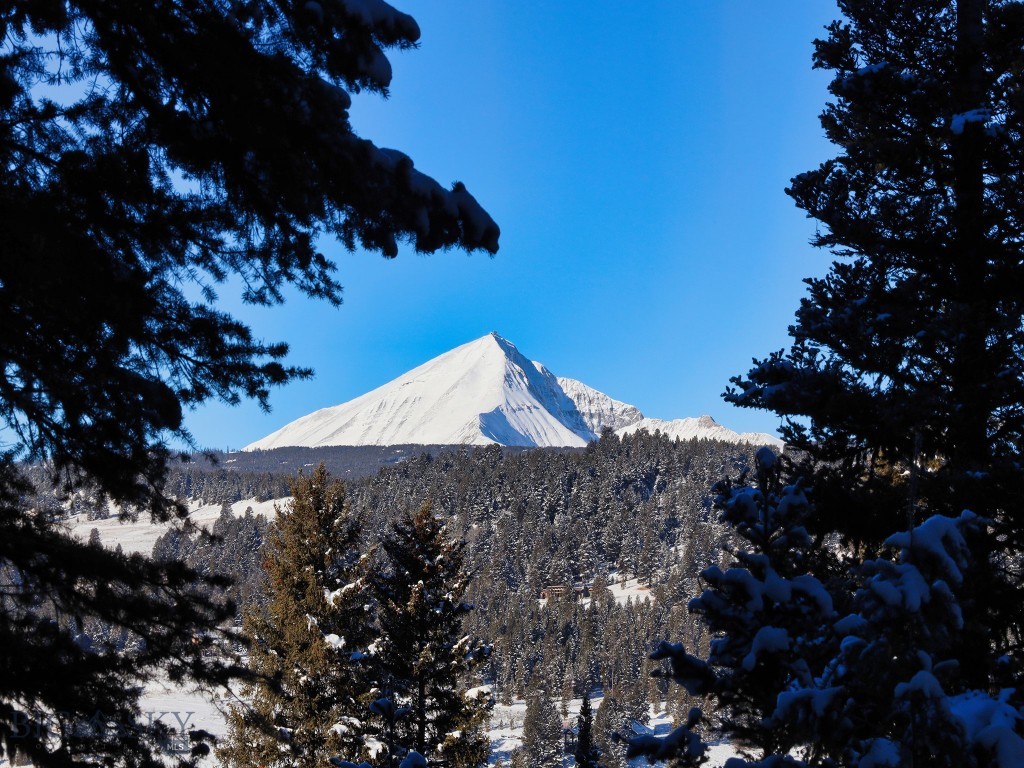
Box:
[539, 583, 591, 601]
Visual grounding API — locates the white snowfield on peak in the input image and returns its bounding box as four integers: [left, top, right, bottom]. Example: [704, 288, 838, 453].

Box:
[245, 332, 782, 451]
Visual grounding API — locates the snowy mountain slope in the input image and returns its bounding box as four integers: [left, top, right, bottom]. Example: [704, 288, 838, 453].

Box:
[556, 375, 644, 432]
[245, 333, 782, 450]
[246, 333, 598, 449]
[616, 415, 783, 448]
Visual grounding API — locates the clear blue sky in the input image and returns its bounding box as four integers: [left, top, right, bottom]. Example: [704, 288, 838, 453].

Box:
[186, 1, 840, 451]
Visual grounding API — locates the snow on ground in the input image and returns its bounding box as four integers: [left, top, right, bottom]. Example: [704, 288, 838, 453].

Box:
[489, 696, 738, 766]
[137, 677, 231, 765]
[0, 680, 229, 768]
[65, 497, 285, 555]
[602, 572, 655, 606]
[488, 697, 528, 764]
[140, 676, 230, 740]
[540, 571, 656, 609]
[1, 685, 739, 767]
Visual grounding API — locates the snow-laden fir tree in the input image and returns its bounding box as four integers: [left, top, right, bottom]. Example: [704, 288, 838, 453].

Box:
[593, 693, 630, 768]
[368, 503, 491, 768]
[574, 692, 603, 768]
[629, 448, 1024, 766]
[515, 685, 563, 768]
[720, 0, 1024, 678]
[621, 1, 1024, 764]
[220, 466, 374, 768]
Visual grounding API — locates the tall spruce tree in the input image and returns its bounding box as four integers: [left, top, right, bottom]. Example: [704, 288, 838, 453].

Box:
[219, 466, 374, 768]
[726, 0, 1024, 547]
[0, 1, 496, 765]
[721, 0, 1023, 704]
[574, 693, 603, 768]
[630, 2, 1024, 765]
[369, 503, 490, 768]
[593, 694, 630, 768]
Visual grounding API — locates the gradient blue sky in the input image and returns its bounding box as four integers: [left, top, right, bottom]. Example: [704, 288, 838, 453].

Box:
[186, 1, 841, 450]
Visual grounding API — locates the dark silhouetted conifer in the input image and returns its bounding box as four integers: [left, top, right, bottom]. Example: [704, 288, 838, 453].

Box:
[369, 503, 490, 768]
[0, 0, 497, 764]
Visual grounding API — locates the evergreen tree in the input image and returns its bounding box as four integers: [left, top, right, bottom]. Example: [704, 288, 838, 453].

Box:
[0, 466, 236, 767]
[518, 686, 563, 768]
[149, 430, 746, 726]
[597, 693, 635, 768]
[726, 0, 1024, 539]
[220, 466, 373, 768]
[574, 693, 602, 768]
[632, 450, 1024, 767]
[369, 503, 490, 768]
[632, 5, 1024, 763]
[0, 0, 497, 764]
[718, 2, 1024, 705]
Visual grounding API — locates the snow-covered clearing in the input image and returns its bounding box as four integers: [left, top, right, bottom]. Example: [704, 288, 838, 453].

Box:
[66, 497, 284, 554]
[139, 677, 231, 740]
[539, 571, 656, 609]
[0, 680, 231, 768]
[601, 572, 656, 606]
[489, 695, 738, 766]
[0, 686, 740, 767]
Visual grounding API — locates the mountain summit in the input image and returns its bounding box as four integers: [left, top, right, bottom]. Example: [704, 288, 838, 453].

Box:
[245, 333, 781, 450]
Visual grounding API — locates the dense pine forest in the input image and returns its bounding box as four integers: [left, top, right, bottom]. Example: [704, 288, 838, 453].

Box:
[137, 431, 754, 761]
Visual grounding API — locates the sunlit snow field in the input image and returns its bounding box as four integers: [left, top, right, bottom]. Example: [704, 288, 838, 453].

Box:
[66, 497, 283, 554]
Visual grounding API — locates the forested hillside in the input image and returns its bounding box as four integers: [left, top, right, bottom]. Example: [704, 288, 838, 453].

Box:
[144, 430, 755, 758]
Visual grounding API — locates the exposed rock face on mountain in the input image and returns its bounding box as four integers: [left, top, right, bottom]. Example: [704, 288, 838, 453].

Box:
[556, 376, 644, 433]
[245, 333, 782, 449]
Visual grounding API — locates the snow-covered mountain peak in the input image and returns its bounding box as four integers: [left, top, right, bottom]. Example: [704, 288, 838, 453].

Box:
[245, 333, 598, 450]
[244, 334, 782, 450]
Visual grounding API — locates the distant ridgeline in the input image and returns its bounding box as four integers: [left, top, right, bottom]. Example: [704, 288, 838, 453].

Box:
[51, 432, 758, 716]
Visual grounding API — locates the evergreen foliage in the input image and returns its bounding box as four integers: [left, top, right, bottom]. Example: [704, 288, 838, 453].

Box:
[574, 693, 603, 768]
[153, 505, 269, 620]
[0, 0, 496, 764]
[633, 2, 1024, 765]
[592, 694, 629, 768]
[725, 0, 1024, 550]
[516, 686, 563, 768]
[144, 432, 749, 736]
[219, 466, 373, 768]
[638, 452, 1024, 766]
[1, 0, 497, 522]
[368, 503, 490, 768]
[0, 461, 239, 767]
[178, 445, 462, 483]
